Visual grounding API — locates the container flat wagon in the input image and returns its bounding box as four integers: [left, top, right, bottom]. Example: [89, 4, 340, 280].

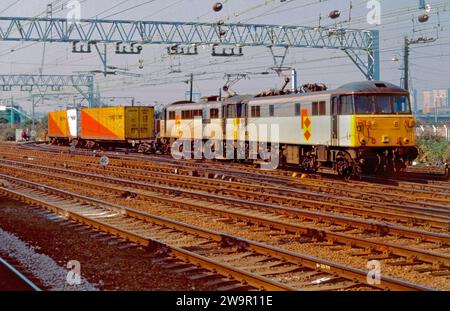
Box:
[48, 106, 155, 151]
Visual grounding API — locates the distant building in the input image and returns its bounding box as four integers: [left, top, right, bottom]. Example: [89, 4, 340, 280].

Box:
[422, 89, 449, 114]
[448, 88, 450, 106]
[0, 105, 26, 125]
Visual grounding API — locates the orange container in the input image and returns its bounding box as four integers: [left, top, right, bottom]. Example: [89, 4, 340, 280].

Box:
[48, 110, 70, 138]
[80, 107, 154, 141]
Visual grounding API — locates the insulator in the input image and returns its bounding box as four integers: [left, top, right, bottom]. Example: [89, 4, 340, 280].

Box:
[329, 10, 341, 19]
[418, 14, 429, 23]
[213, 2, 223, 12]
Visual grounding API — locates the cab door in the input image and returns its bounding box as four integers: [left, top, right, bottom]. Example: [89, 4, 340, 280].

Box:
[331, 96, 339, 146]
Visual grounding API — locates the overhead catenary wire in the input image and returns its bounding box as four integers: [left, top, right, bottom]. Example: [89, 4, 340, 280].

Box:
[1, 0, 449, 104]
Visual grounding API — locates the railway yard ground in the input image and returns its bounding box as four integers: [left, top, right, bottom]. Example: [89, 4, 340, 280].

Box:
[0, 141, 449, 292]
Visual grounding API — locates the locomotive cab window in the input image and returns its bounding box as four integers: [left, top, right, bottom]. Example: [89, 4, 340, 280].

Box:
[354, 96, 373, 114]
[227, 104, 244, 118]
[169, 111, 176, 120]
[393, 96, 411, 114]
[332, 97, 339, 115]
[354, 95, 399, 114]
[376, 96, 392, 114]
[269, 105, 275, 117]
[339, 95, 354, 115]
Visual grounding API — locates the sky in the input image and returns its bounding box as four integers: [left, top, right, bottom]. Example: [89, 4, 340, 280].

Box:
[0, 0, 449, 114]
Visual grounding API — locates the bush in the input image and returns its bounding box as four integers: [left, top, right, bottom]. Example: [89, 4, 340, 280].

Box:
[444, 145, 450, 164]
[0, 128, 16, 141]
[416, 137, 450, 165]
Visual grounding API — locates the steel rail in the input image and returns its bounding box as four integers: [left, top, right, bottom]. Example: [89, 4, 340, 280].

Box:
[0, 257, 41, 291]
[0, 157, 448, 234]
[12, 145, 450, 200]
[9, 147, 450, 216]
[0, 154, 447, 228]
[0, 174, 434, 291]
[0, 185, 294, 291]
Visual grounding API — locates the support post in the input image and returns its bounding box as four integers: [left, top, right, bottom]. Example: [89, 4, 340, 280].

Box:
[32, 96, 35, 140]
[291, 69, 298, 92]
[189, 73, 194, 102]
[404, 37, 410, 91]
[369, 30, 380, 81]
[10, 95, 13, 129]
[87, 76, 95, 108]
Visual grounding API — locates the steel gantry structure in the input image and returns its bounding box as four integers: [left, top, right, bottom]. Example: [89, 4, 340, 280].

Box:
[0, 74, 95, 107]
[0, 17, 380, 80]
[0, 74, 95, 135]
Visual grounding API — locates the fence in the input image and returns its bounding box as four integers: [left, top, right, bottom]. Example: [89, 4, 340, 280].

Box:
[416, 125, 450, 141]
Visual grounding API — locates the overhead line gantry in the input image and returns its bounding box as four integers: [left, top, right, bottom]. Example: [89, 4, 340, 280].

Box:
[0, 16, 380, 80]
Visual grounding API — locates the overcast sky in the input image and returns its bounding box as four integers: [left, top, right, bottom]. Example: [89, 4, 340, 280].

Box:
[0, 0, 449, 114]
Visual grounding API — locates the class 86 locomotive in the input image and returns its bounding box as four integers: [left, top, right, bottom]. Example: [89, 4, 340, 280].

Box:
[160, 81, 418, 176]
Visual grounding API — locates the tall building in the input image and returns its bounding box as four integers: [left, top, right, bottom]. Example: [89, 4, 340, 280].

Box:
[448, 88, 450, 106]
[422, 89, 449, 114]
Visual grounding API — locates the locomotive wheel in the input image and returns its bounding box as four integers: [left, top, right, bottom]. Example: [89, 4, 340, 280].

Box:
[335, 151, 354, 178]
[336, 158, 352, 177]
[364, 154, 381, 175]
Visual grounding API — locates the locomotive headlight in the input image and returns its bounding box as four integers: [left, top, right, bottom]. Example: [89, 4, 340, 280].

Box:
[357, 126, 362, 132]
[404, 119, 415, 128]
[403, 138, 410, 145]
[382, 136, 390, 144]
[360, 137, 368, 145]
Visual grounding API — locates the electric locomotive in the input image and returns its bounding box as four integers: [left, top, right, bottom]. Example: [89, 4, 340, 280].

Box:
[160, 81, 418, 176]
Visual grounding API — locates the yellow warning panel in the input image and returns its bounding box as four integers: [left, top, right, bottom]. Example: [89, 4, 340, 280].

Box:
[301, 108, 311, 142]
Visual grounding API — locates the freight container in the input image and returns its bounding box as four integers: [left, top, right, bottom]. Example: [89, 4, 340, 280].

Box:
[80, 107, 154, 141]
[48, 109, 80, 139]
[48, 110, 70, 138]
[67, 109, 81, 138]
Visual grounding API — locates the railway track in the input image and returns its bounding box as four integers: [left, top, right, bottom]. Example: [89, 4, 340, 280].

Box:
[0, 174, 432, 291]
[1, 160, 449, 246]
[16, 143, 450, 192]
[0, 255, 41, 291]
[1, 143, 449, 290]
[0, 150, 448, 231]
[0, 160, 449, 288]
[2, 161, 450, 260]
[15, 143, 450, 197]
